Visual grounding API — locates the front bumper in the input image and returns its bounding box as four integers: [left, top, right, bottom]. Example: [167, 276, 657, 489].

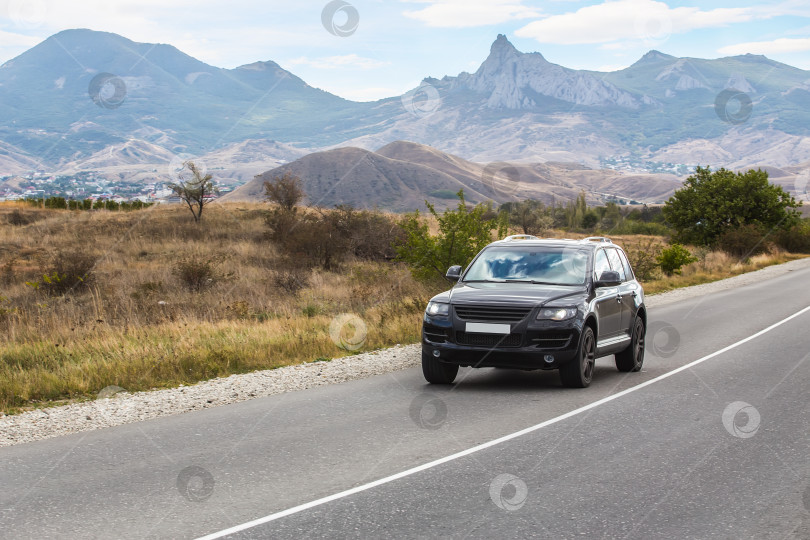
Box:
[422, 312, 583, 370]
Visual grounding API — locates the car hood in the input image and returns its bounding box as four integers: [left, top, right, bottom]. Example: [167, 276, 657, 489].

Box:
[431, 282, 588, 308]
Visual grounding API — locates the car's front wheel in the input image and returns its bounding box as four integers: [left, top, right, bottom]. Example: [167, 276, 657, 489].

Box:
[422, 351, 459, 384]
[615, 317, 645, 372]
[559, 326, 596, 388]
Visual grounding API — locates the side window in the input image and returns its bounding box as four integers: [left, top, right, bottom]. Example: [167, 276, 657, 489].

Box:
[617, 249, 634, 280]
[593, 249, 611, 280]
[606, 248, 626, 281]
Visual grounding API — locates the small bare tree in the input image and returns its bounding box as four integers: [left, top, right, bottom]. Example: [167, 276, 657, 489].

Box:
[169, 161, 218, 222]
[263, 171, 304, 212]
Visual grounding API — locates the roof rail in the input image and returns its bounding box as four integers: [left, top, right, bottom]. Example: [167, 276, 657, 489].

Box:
[501, 234, 540, 241]
[582, 236, 613, 244]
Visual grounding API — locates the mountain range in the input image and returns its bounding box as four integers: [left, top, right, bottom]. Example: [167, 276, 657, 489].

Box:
[0, 29, 809, 205]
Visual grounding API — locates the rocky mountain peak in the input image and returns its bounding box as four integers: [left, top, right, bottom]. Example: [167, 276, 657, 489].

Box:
[632, 50, 676, 67]
[460, 35, 639, 109]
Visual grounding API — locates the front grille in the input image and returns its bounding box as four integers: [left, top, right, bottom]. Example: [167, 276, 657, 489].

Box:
[456, 332, 522, 348]
[531, 332, 572, 348]
[453, 305, 532, 323]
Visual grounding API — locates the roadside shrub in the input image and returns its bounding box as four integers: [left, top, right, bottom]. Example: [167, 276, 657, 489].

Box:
[330, 206, 404, 261]
[7, 209, 32, 226]
[716, 224, 768, 258]
[657, 243, 697, 276]
[272, 267, 310, 295]
[27, 251, 97, 294]
[173, 257, 218, 292]
[774, 223, 810, 253]
[264, 207, 299, 243]
[624, 239, 662, 281]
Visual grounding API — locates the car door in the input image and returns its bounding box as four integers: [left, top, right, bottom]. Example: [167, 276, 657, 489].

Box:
[606, 247, 634, 335]
[593, 248, 621, 338]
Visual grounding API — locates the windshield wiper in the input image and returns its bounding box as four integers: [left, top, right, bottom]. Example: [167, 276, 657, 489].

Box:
[463, 279, 506, 283]
[501, 279, 568, 285]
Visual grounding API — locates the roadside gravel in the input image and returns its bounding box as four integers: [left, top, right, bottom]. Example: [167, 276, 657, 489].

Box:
[2, 256, 808, 447]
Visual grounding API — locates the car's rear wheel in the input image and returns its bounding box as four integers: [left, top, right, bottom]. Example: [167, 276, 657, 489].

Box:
[615, 317, 645, 372]
[559, 326, 595, 388]
[422, 351, 459, 384]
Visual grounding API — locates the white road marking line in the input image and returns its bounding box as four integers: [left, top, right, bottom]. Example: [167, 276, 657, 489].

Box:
[197, 304, 810, 540]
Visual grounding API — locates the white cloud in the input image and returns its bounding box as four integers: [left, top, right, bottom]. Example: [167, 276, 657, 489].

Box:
[288, 54, 390, 70]
[718, 37, 810, 55]
[402, 0, 542, 28]
[0, 29, 40, 47]
[515, 0, 753, 45]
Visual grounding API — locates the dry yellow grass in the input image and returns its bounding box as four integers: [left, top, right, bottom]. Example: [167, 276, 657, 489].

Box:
[0, 202, 805, 413]
[0, 202, 437, 412]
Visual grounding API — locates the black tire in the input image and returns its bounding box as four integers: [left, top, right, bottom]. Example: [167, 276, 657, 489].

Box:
[559, 326, 596, 388]
[615, 317, 645, 372]
[422, 351, 459, 384]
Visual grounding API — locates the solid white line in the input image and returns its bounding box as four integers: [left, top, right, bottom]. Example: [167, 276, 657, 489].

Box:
[196, 304, 810, 540]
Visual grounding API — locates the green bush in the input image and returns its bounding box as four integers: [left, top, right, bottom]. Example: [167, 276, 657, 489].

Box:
[774, 222, 810, 253]
[657, 243, 697, 276]
[716, 224, 768, 258]
[663, 167, 800, 245]
[396, 190, 507, 281]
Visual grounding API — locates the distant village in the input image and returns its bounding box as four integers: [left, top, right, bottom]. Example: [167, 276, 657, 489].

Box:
[0, 170, 235, 203]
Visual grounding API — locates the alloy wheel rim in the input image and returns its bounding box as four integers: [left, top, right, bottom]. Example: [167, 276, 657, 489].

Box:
[583, 333, 595, 379]
[635, 322, 645, 366]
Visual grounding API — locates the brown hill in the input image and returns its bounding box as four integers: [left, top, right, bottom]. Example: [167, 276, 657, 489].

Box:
[224, 141, 682, 211]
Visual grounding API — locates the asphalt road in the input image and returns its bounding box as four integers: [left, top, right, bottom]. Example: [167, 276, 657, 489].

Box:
[1, 265, 809, 539]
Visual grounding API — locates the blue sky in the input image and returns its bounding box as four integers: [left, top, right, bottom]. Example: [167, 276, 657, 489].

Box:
[1, 0, 809, 101]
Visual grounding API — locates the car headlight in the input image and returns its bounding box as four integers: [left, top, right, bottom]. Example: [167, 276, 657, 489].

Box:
[426, 301, 450, 317]
[537, 307, 577, 321]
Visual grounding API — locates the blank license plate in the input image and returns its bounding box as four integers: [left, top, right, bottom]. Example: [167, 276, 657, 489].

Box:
[466, 322, 510, 334]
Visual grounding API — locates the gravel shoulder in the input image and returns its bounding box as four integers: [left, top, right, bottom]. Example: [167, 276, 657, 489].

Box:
[2, 256, 809, 447]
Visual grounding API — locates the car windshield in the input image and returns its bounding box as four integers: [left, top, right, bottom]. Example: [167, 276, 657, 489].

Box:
[464, 246, 588, 285]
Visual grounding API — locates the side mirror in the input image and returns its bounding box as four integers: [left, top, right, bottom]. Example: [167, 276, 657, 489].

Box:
[595, 270, 621, 287]
[445, 265, 462, 282]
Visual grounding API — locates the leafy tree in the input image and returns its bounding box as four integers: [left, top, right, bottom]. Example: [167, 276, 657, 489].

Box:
[169, 161, 218, 223]
[505, 199, 553, 236]
[264, 171, 304, 212]
[663, 166, 800, 246]
[396, 190, 507, 281]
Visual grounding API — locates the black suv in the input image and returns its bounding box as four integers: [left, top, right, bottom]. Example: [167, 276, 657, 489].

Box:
[421, 236, 646, 388]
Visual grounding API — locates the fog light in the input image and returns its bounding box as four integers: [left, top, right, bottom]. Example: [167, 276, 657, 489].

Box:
[433, 350, 441, 358]
[544, 355, 555, 364]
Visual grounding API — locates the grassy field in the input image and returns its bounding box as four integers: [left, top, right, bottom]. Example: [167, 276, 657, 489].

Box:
[0, 201, 804, 413]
